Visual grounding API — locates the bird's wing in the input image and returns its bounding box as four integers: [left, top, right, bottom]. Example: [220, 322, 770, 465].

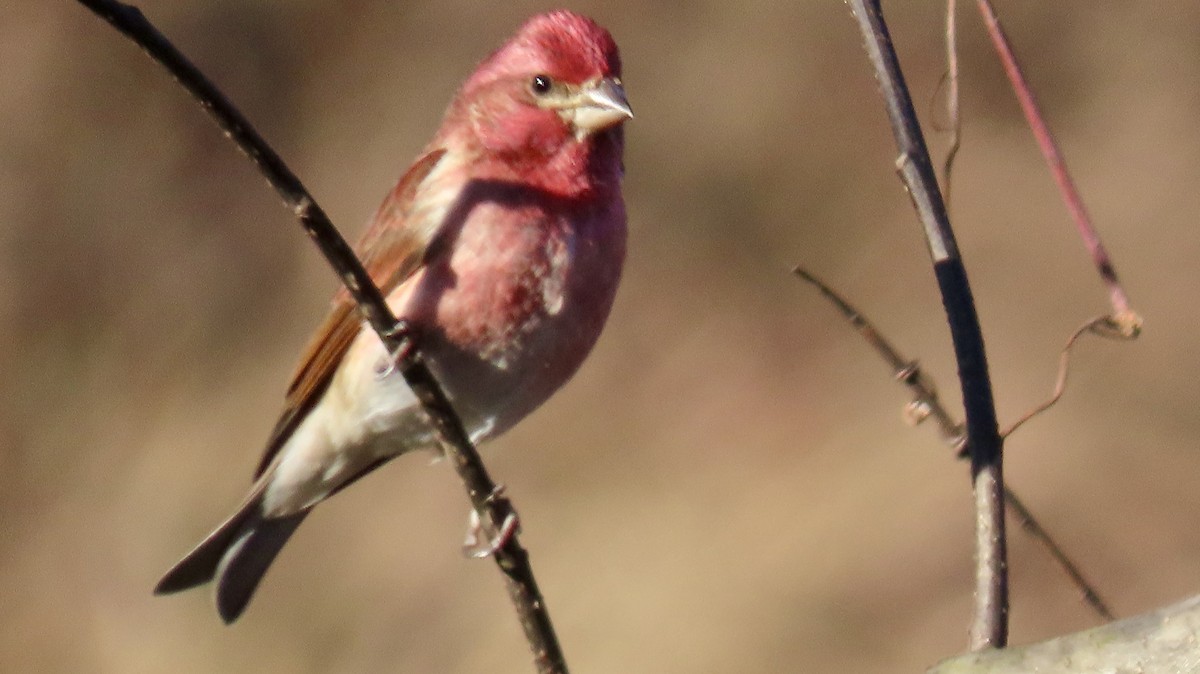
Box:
[253, 148, 448, 479]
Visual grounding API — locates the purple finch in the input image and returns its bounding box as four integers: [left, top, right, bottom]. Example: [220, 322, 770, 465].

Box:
[155, 10, 630, 623]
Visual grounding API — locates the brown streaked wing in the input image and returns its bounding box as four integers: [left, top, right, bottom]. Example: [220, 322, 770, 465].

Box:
[253, 149, 448, 479]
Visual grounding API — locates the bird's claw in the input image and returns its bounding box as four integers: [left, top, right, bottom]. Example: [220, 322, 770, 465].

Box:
[461, 486, 521, 558]
[375, 320, 418, 378]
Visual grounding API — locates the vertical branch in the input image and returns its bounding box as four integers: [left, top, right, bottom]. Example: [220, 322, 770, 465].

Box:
[941, 0, 962, 207]
[74, 1, 567, 671]
[846, 0, 1008, 649]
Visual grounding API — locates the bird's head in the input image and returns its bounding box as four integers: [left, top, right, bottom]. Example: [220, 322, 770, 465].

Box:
[443, 11, 632, 195]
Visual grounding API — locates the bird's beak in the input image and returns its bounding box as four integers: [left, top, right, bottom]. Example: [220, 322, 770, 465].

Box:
[570, 78, 633, 137]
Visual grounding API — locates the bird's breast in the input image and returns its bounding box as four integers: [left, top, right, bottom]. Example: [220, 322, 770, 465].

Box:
[432, 204, 575, 367]
[398, 194, 624, 439]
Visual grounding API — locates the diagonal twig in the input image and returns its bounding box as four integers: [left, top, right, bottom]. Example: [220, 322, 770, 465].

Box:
[1006, 492, 1114, 621]
[846, 0, 1008, 650]
[974, 0, 1139, 331]
[74, 2, 567, 671]
[795, 267, 1115, 622]
[793, 267, 966, 451]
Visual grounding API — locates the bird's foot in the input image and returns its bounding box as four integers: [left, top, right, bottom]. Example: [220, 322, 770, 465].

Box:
[374, 320, 418, 378]
[461, 486, 521, 558]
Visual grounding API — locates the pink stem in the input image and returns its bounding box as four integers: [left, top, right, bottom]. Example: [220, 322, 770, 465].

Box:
[976, 0, 1131, 316]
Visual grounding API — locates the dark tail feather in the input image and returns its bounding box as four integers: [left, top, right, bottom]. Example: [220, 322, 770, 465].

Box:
[155, 495, 307, 623]
[155, 497, 261, 596]
[212, 511, 305, 623]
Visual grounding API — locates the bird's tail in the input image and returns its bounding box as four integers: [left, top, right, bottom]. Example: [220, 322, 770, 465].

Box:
[154, 494, 307, 623]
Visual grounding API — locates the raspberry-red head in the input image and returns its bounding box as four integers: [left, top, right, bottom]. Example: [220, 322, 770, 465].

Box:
[439, 11, 631, 195]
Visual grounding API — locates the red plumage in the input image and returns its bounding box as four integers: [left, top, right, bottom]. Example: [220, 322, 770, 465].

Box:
[155, 10, 631, 623]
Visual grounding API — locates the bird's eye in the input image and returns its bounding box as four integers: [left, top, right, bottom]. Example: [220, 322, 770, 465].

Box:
[531, 74, 553, 96]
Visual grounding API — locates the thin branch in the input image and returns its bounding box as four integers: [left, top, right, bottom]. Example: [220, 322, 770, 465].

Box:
[793, 267, 966, 452]
[1006, 491, 1114, 621]
[974, 0, 1139, 329]
[941, 0, 963, 207]
[74, 1, 567, 671]
[846, 0, 1008, 649]
[794, 267, 1114, 622]
[936, 1, 1137, 624]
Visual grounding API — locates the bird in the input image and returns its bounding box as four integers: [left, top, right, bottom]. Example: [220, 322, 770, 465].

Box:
[154, 9, 631, 623]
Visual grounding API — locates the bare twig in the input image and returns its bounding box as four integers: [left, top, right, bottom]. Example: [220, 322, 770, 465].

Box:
[793, 267, 966, 451]
[846, 0, 1008, 649]
[974, 0, 1139, 330]
[75, 1, 567, 671]
[1006, 492, 1115, 621]
[794, 267, 1114, 622]
[941, 0, 963, 207]
[936, 1, 1136, 623]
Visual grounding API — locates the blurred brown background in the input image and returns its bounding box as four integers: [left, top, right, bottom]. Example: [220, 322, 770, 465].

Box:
[4, 2, 1199, 672]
